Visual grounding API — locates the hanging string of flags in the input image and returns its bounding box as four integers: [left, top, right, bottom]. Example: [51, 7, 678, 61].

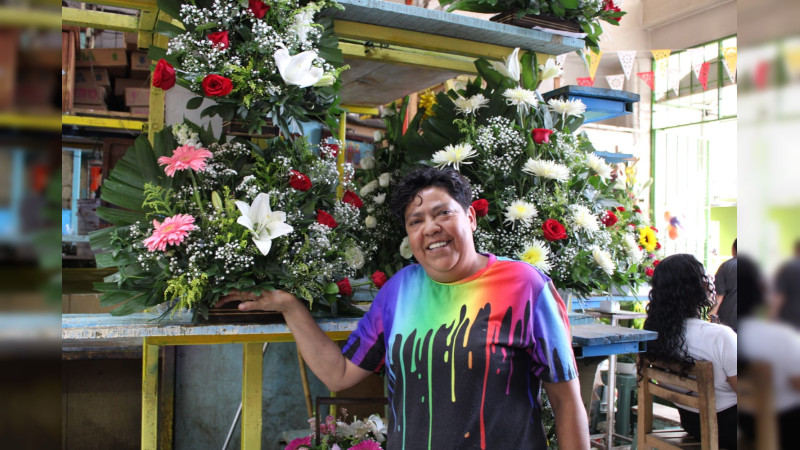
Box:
[562, 45, 741, 93]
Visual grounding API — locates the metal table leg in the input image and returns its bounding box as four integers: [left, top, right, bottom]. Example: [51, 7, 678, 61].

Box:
[142, 338, 159, 450]
[242, 342, 264, 449]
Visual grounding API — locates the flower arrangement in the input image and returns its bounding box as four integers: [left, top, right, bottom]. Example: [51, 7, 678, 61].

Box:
[361, 49, 658, 298]
[438, 0, 626, 52]
[152, 0, 346, 136]
[89, 121, 369, 321]
[285, 411, 387, 450]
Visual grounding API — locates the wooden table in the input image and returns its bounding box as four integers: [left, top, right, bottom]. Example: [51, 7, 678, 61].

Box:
[61, 314, 656, 450]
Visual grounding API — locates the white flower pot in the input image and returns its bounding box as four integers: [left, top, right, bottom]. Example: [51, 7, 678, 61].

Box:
[616, 361, 637, 375]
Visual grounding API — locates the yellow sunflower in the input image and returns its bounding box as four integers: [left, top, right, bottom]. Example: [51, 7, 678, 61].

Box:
[639, 227, 658, 252]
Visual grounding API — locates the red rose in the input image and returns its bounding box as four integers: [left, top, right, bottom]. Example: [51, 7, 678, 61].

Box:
[472, 199, 489, 217]
[601, 211, 618, 227]
[531, 128, 554, 144]
[152, 59, 176, 90]
[342, 190, 363, 208]
[655, 242, 662, 250]
[603, 0, 623, 22]
[542, 219, 567, 241]
[336, 278, 352, 296]
[288, 170, 312, 191]
[316, 210, 338, 229]
[645, 267, 654, 277]
[616, 206, 626, 212]
[371, 270, 388, 288]
[653, 259, 661, 267]
[633, 205, 641, 213]
[207, 31, 229, 49]
[201, 74, 233, 97]
[248, 0, 270, 18]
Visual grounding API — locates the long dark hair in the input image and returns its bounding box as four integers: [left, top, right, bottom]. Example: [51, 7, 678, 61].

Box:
[638, 254, 715, 375]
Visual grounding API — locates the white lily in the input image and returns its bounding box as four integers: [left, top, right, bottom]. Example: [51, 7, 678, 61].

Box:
[539, 58, 564, 81]
[235, 193, 294, 255]
[273, 48, 324, 88]
[491, 47, 521, 82]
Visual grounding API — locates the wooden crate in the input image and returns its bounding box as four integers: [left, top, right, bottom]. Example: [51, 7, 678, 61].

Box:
[62, 26, 80, 113]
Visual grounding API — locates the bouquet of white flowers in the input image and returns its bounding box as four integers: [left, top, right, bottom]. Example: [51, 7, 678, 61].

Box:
[90, 121, 369, 321]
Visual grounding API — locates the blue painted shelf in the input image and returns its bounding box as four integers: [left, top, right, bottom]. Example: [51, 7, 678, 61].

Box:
[542, 85, 640, 124]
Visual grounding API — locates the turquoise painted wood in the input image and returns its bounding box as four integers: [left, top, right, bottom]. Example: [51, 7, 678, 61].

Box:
[321, 0, 584, 55]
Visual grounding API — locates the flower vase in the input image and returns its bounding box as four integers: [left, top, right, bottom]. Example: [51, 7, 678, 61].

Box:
[489, 11, 582, 33]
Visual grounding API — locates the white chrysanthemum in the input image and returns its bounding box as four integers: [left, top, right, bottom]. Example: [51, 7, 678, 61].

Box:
[622, 234, 644, 264]
[547, 98, 587, 118]
[519, 239, 552, 273]
[454, 94, 489, 115]
[593, 246, 615, 275]
[365, 215, 377, 228]
[373, 193, 386, 205]
[360, 156, 376, 170]
[503, 200, 538, 227]
[539, 58, 564, 81]
[502, 88, 538, 107]
[373, 130, 383, 141]
[399, 236, 413, 259]
[570, 204, 600, 232]
[522, 158, 570, 182]
[378, 172, 391, 187]
[586, 153, 613, 179]
[360, 180, 379, 196]
[431, 142, 477, 170]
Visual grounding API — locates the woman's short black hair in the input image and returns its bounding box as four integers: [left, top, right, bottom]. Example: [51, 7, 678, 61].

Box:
[389, 167, 472, 225]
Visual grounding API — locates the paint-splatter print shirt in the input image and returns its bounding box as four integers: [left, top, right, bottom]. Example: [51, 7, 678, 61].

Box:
[342, 254, 578, 449]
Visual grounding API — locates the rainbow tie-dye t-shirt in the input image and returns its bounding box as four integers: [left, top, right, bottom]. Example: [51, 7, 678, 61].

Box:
[342, 254, 578, 449]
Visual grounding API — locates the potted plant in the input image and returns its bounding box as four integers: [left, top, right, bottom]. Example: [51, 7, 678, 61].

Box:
[438, 0, 626, 52]
[616, 353, 637, 375]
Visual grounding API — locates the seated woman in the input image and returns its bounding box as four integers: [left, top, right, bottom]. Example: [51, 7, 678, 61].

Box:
[638, 253, 737, 449]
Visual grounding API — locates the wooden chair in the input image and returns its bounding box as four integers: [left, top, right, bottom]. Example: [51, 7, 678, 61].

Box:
[637, 357, 718, 450]
[738, 362, 778, 450]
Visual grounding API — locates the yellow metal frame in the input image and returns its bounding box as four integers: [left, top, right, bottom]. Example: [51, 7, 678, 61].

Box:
[62, 114, 147, 132]
[140, 331, 350, 450]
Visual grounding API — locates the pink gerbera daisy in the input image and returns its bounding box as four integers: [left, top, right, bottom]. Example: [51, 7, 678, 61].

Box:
[284, 435, 312, 450]
[348, 441, 382, 450]
[158, 145, 213, 177]
[143, 214, 196, 252]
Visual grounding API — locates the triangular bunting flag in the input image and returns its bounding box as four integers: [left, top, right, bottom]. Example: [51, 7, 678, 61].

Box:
[617, 50, 636, 79]
[587, 50, 603, 81]
[722, 47, 737, 82]
[698, 62, 711, 90]
[754, 60, 770, 89]
[606, 74, 625, 90]
[556, 53, 568, 68]
[689, 48, 705, 80]
[637, 71, 655, 90]
[652, 49, 671, 78]
[783, 44, 800, 77]
[668, 68, 681, 96]
[577, 77, 595, 87]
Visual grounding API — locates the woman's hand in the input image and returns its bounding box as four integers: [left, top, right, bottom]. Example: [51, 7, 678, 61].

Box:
[215, 289, 302, 313]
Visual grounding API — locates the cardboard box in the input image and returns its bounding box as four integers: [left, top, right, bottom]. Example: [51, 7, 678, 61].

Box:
[75, 68, 110, 87]
[129, 51, 151, 78]
[1, 29, 20, 110]
[128, 106, 149, 115]
[73, 103, 109, 111]
[113, 77, 148, 96]
[76, 48, 127, 76]
[124, 87, 149, 107]
[124, 32, 139, 51]
[73, 86, 107, 105]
